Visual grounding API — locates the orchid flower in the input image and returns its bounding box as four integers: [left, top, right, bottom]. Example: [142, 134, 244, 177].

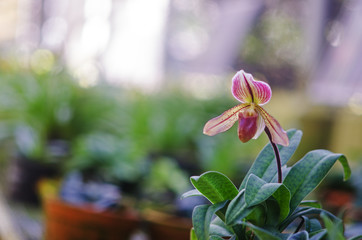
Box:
[203, 70, 289, 147]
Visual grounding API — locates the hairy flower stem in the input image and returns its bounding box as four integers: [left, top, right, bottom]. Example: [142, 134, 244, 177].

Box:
[264, 127, 282, 183]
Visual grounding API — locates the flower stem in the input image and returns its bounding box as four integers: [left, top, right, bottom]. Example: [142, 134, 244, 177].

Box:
[264, 127, 282, 183]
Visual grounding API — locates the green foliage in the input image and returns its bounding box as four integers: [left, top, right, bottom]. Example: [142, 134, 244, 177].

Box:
[184, 129, 353, 240]
[189, 171, 239, 204]
[142, 157, 190, 198]
[192, 201, 228, 240]
[0, 64, 121, 162]
[239, 129, 302, 189]
[283, 150, 350, 213]
[64, 132, 146, 183]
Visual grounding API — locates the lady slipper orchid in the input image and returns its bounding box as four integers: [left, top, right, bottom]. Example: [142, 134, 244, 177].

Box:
[203, 70, 289, 146]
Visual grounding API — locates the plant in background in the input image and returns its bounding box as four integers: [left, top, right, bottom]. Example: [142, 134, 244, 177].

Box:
[141, 157, 191, 210]
[0, 66, 79, 162]
[0, 61, 122, 163]
[0, 58, 127, 204]
[182, 70, 360, 240]
[64, 132, 146, 184]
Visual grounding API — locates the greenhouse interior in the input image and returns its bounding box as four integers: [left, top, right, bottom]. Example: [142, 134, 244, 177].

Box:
[0, 0, 361, 239]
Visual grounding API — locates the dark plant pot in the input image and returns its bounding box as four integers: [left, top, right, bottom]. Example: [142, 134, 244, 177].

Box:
[44, 198, 140, 240]
[7, 155, 59, 205]
[143, 209, 192, 240]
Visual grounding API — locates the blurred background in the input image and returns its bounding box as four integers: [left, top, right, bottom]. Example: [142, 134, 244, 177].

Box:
[0, 0, 361, 239]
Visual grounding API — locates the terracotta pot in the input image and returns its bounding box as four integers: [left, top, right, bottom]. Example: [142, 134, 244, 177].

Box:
[321, 189, 355, 214]
[44, 198, 140, 240]
[143, 209, 192, 240]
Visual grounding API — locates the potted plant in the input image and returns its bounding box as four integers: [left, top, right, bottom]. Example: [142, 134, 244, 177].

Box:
[0, 63, 78, 204]
[42, 131, 146, 240]
[182, 70, 361, 239]
[42, 172, 140, 240]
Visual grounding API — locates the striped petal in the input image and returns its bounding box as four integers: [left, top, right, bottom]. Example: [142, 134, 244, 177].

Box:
[252, 112, 266, 140]
[255, 105, 289, 146]
[232, 70, 272, 105]
[203, 104, 249, 136]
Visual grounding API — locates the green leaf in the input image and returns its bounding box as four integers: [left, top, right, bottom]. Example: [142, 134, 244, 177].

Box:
[209, 236, 224, 240]
[181, 189, 203, 199]
[265, 199, 280, 227]
[302, 216, 322, 233]
[241, 222, 283, 240]
[240, 129, 302, 189]
[279, 207, 339, 232]
[210, 218, 233, 237]
[191, 171, 239, 204]
[246, 204, 267, 226]
[310, 229, 327, 240]
[272, 184, 291, 223]
[287, 231, 308, 240]
[191, 228, 198, 240]
[245, 174, 281, 207]
[283, 150, 351, 213]
[299, 200, 322, 209]
[225, 190, 254, 226]
[348, 236, 362, 240]
[321, 213, 345, 240]
[192, 202, 228, 240]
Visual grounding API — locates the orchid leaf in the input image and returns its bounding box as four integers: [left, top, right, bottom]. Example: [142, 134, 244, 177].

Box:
[209, 236, 225, 240]
[301, 216, 322, 233]
[299, 200, 321, 209]
[191, 171, 239, 204]
[310, 230, 327, 240]
[192, 201, 228, 240]
[210, 218, 233, 237]
[348, 236, 362, 240]
[246, 204, 267, 226]
[279, 207, 338, 232]
[264, 199, 280, 227]
[240, 222, 283, 240]
[287, 231, 308, 240]
[244, 174, 281, 207]
[240, 129, 302, 189]
[272, 184, 291, 223]
[283, 150, 351, 213]
[181, 189, 203, 199]
[191, 228, 197, 240]
[225, 190, 253, 226]
[321, 213, 345, 240]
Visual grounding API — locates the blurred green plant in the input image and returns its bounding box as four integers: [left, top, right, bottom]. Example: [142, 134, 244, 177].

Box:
[64, 132, 146, 184]
[0, 61, 121, 163]
[141, 157, 190, 206]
